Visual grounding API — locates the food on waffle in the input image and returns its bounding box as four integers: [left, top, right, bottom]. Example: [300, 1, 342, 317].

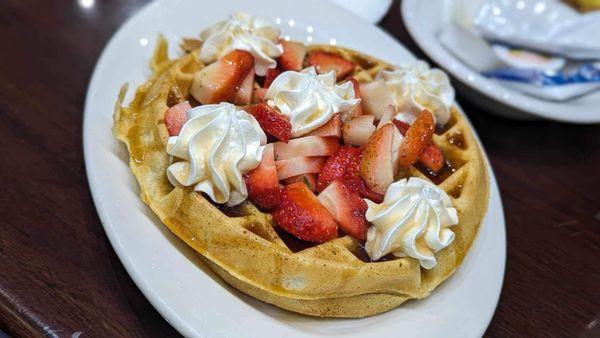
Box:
[113, 12, 489, 318]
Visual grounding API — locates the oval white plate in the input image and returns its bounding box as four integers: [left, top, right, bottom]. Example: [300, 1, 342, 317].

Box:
[84, 0, 506, 336]
[402, 0, 600, 123]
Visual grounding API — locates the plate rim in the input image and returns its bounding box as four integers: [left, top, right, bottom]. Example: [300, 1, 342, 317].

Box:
[83, 0, 507, 336]
[401, 0, 600, 124]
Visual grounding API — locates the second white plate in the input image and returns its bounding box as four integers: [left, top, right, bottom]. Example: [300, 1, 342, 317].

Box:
[402, 0, 600, 123]
[84, 0, 506, 336]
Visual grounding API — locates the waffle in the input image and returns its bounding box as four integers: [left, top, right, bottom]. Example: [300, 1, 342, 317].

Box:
[113, 36, 489, 317]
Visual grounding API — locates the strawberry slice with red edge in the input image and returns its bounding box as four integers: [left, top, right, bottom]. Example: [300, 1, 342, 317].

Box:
[247, 103, 292, 143]
[276, 156, 326, 180]
[307, 51, 356, 80]
[263, 67, 282, 89]
[397, 110, 435, 168]
[190, 50, 254, 104]
[420, 143, 445, 173]
[273, 182, 338, 243]
[306, 114, 342, 138]
[279, 40, 308, 71]
[234, 70, 255, 105]
[164, 101, 191, 136]
[318, 179, 368, 240]
[273, 136, 340, 160]
[345, 77, 364, 119]
[244, 144, 282, 210]
[283, 173, 317, 192]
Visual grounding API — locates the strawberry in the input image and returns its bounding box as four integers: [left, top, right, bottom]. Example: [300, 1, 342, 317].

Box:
[392, 119, 410, 136]
[359, 79, 394, 120]
[420, 143, 445, 173]
[234, 70, 255, 105]
[377, 105, 396, 129]
[164, 101, 191, 136]
[316, 146, 383, 202]
[273, 136, 340, 160]
[343, 114, 376, 147]
[360, 124, 403, 195]
[253, 87, 268, 103]
[318, 179, 368, 240]
[273, 182, 338, 243]
[279, 40, 308, 71]
[276, 156, 326, 180]
[345, 77, 364, 119]
[247, 103, 292, 143]
[397, 110, 435, 168]
[283, 173, 317, 192]
[306, 114, 342, 138]
[307, 51, 356, 80]
[263, 67, 282, 88]
[244, 144, 281, 210]
[190, 50, 254, 104]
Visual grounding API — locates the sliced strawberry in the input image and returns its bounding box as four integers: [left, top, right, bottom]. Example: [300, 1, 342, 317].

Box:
[343, 114, 376, 147]
[253, 87, 268, 103]
[318, 179, 368, 240]
[283, 173, 317, 192]
[392, 119, 410, 136]
[420, 143, 444, 173]
[247, 103, 291, 143]
[397, 110, 435, 168]
[359, 79, 394, 120]
[345, 77, 364, 119]
[306, 114, 342, 138]
[276, 156, 326, 180]
[360, 124, 401, 195]
[263, 67, 282, 89]
[234, 70, 255, 105]
[244, 144, 281, 210]
[273, 136, 340, 160]
[279, 40, 308, 71]
[307, 51, 356, 80]
[191, 50, 254, 104]
[377, 105, 396, 129]
[164, 101, 191, 136]
[273, 182, 338, 243]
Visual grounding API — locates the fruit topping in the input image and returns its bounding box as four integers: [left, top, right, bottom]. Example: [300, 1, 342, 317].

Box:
[283, 173, 317, 192]
[307, 51, 356, 80]
[164, 101, 191, 136]
[273, 136, 340, 160]
[263, 67, 282, 88]
[234, 69, 255, 105]
[345, 77, 364, 120]
[377, 104, 396, 129]
[318, 179, 368, 240]
[305, 114, 342, 138]
[360, 124, 403, 195]
[276, 156, 326, 180]
[279, 40, 308, 71]
[342, 114, 376, 147]
[420, 143, 445, 173]
[359, 79, 393, 120]
[397, 110, 434, 168]
[190, 49, 254, 104]
[244, 144, 281, 210]
[273, 182, 338, 243]
[247, 103, 292, 143]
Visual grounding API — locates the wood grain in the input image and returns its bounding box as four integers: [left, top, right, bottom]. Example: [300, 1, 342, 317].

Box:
[0, 0, 598, 337]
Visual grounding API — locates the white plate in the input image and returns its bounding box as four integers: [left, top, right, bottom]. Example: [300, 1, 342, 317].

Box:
[83, 0, 506, 336]
[401, 0, 600, 123]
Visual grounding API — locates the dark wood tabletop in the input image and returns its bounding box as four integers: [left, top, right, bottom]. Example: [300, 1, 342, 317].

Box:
[1, 0, 599, 337]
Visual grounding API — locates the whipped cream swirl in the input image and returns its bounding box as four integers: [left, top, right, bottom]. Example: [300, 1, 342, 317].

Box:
[266, 67, 360, 137]
[377, 61, 455, 125]
[364, 177, 458, 269]
[166, 102, 266, 206]
[199, 11, 283, 76]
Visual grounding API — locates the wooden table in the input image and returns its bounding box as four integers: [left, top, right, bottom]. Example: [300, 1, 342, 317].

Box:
[1, 1, 598, 336]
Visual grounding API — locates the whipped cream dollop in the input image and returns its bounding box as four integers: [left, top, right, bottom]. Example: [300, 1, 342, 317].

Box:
[364, 177, 458, 269]
[166, 102, 267, 206]
[266, 67, 360, 137]
[199, 11, 283, 76]
[377, 61, 455, 125]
